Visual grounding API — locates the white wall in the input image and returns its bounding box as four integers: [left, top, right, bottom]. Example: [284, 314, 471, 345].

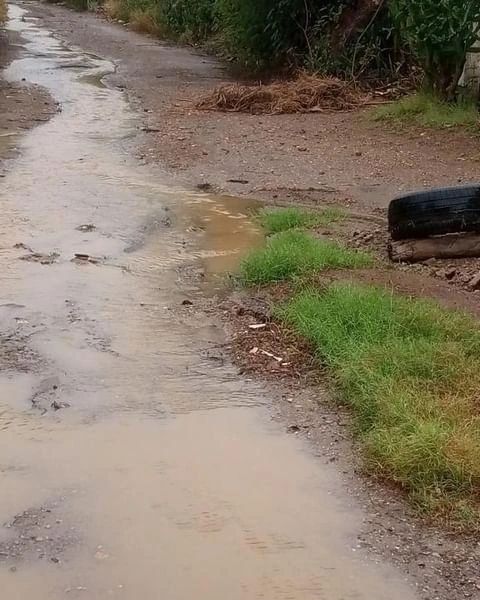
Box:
[460, 40, 480, 96]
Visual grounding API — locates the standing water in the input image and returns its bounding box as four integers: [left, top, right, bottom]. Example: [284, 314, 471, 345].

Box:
[0, 4, 418, 599]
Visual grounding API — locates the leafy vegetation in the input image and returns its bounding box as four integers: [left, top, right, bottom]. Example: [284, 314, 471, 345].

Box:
[373, 92, 480, 129]
[53, 0, 480, 104]
[99, 0, 396, 78]
[105, 0, 216, 41]
[278, 283, 480, 522]
[390, 0, 480, 101]
[258, 207, 344, 234]
[240, 230, 371, 285]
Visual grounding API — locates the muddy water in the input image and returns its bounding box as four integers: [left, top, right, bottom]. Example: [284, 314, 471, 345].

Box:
[0, 5, 418, 599]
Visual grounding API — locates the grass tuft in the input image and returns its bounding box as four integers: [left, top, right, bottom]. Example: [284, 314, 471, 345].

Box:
[240, 231, 371, 285]
[277, 283, 480, 521]
[258, 206, 344, 235]
[373, 92, 479, 129]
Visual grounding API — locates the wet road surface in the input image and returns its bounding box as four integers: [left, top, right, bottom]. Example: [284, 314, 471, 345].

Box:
[0, 5, 419, 599]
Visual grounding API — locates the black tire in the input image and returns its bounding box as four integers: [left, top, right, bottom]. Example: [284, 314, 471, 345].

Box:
[388, 185, 480, 241]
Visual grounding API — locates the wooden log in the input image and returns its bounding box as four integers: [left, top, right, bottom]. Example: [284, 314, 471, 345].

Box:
[389, 234, 480, 263]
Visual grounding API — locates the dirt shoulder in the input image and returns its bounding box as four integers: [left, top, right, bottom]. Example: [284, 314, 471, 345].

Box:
[0, 27, 56, 171]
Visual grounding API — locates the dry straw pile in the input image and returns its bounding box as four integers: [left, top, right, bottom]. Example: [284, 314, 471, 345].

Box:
[197, 74, 363, 114]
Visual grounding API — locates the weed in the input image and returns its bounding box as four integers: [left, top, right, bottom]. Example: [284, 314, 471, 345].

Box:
[258, 207, 344, 235]
[240, 230, 371, 285]
[373, 92, 479, 129]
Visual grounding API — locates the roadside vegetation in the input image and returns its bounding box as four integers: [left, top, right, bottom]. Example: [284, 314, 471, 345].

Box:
[240, 230, 371, 285]
[52, 0, 480, 127]
[241, 208, 480, 526]
[373, 92, 480, 129]
[257, 207, 344, 235]
[0, 0, 7, 24]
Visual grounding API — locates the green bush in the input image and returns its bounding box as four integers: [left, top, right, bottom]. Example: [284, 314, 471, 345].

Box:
[216, 0, 360, 71]
[102, 0, 397, 76]
[216, 0, 310, 69]
[390, 0, 480, 100]
[161, 0, 217, 41]
[105, 0, 216, 41]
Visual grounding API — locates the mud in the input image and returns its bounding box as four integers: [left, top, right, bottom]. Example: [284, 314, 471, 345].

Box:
[0, 4, 424, 600]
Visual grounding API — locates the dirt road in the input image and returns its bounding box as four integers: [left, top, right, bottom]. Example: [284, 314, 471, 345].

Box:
[0, 3, 425, 600]
[24, 1, 480, 213]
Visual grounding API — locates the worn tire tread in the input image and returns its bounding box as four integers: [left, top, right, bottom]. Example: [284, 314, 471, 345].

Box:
[388, 185, 480, 240]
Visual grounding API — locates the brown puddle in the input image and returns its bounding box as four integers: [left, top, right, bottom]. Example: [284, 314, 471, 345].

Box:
[0, 4, 418, 599]
[180, 194, 264, 289]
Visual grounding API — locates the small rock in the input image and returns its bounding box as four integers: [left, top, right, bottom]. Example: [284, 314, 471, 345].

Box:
[468, 272, 480, 290]
[287, 425, 301, 434]
[196, 182, 212, 191]
[181, 299, 193, 306]
[355, 150, 362, 156]
[437, 267, 457, 280]
[76, 224, 96, 232]
[51, 400, 70, 411]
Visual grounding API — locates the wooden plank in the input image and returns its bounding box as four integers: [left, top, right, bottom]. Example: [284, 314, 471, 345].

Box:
[389, 234, 480, 263]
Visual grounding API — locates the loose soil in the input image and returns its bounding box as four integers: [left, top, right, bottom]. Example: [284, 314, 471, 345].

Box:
[2, 3, 480, 600]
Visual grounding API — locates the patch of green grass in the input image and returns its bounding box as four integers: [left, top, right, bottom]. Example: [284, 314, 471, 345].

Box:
[240, 231, 371, 285]
[373, 92, 479, 129]
[258, 207, 344, 235]
[277, 283, 480, 521]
